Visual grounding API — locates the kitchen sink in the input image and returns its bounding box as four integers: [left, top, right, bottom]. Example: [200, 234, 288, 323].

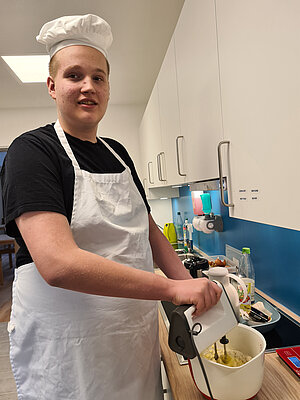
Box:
[175, 250, 196, 261]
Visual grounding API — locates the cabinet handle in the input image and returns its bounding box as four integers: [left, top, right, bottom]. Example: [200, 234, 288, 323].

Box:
[142, 178, 147, 191]
[217, 140, 234, 208]
[156, 153, 162, 181]
[176, 135, 186, 176]
[157, 153, 167, 182]
[158, 152, 167, 181]
[148, 162, 154, 184]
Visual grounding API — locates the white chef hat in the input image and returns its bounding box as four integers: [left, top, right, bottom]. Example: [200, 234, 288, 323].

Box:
[36, 14, 113, 59]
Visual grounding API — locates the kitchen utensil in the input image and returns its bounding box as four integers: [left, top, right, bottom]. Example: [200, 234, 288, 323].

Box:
[191, 324, 266, 400]
[169, 282, 238, 356]
[206, 267, 247, 320]
[168, 282, 266, 400]
[183, 256, 209, 278]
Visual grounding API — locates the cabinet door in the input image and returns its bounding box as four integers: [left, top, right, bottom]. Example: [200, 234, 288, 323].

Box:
[174, 0, 223, 183]
[158, 37, 187, 186]
[216, 0, 300, 230]
[139, 83, 162, 188]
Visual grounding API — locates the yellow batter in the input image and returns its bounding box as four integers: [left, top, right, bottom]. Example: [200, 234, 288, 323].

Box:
[201, 345, 252, 367]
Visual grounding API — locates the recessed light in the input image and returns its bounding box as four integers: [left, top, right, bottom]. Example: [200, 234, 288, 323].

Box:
[1, 55, 49, 83]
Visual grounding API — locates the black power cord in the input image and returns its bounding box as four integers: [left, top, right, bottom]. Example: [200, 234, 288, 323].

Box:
[190, 322, 214, 400]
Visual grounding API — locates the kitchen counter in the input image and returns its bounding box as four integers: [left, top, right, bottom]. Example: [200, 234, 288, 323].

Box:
[157, 268, 299, 400]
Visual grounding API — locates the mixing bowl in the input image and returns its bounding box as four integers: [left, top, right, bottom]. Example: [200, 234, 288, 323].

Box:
[189, 324, 266, 400]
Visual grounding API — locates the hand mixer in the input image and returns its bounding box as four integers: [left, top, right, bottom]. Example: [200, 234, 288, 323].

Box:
[168, 281, 240, 400]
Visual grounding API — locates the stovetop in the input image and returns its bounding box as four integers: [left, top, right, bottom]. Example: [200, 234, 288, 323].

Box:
[160, 297, 300, 361]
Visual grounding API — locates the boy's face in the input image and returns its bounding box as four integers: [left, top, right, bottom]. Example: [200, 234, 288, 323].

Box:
[47, 45, 110, 135]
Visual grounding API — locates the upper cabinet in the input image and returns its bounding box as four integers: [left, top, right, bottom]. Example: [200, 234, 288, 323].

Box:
[174, 0, 223, 183]
[157, 37, 187, 187]
[139, 0, 300, 230]
[139, 0, 223, 188]
[215, 0, 300, 230]
[139, 83, 162, 188]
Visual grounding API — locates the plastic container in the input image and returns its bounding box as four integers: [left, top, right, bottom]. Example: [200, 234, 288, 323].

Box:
[207, 255, 238, 274]
[200, 193, 212, 214]
[174, 212, 184, 248]
[191, 191, 204, 215]
[206, 267, 247, 320]
[162, 223, 177, 249]
[190, 324, 266, 400]
[239, 248, 255, 305]
[183, 218, 189, 250]
[187, 223, 193, 252]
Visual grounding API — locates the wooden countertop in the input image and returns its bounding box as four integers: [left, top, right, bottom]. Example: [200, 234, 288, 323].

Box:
[156, 269, 300, 400]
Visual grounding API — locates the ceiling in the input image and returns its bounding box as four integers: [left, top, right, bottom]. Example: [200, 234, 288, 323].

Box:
[0, 0, 184, 109]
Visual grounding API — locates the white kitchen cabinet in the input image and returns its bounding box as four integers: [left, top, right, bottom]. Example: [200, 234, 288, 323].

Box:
[174, 0, 223, 183]
[140, 37, 187, 189]
[140, 0, 223, 188]
[161, 360, 173, 400]
[139, 83, 162, 188]
[157, 37, 187, 186]
[215, 0, 300, 230]
[139, 83, 180, 199]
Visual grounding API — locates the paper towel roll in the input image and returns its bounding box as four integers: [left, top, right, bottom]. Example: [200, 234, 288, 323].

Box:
[200, 219, 214, 234]
[192, 216, 203, 231]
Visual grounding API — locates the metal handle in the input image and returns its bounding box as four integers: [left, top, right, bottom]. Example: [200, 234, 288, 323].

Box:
[176, 136, 186, 176]
[156, 153, 162, 181]
[142, 178, 147, 191]
[158, 152, 167, 181]
[148, 161, 154, 184]
[217, 140, 234, 208]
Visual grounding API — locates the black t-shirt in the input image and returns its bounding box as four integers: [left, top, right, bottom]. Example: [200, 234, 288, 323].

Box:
[1, 123, 150, 268]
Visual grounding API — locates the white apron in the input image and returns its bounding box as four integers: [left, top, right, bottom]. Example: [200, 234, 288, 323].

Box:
[8, 121, 163, 400]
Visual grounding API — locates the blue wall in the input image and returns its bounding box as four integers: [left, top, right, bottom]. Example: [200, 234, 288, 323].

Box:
[172, 186, 300, 316]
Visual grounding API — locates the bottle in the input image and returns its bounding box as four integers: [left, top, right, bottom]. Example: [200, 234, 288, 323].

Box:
[239, 247, 255, 305]
[187, 223, 193, 252]
[175, 212, 184, 249]
[183, 218, 189, 251]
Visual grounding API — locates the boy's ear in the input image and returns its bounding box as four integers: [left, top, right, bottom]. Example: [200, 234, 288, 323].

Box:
[47, 76, 56, 100]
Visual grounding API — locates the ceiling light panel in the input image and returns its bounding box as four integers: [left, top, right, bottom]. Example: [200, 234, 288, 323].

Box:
[1, 55, 49, 83]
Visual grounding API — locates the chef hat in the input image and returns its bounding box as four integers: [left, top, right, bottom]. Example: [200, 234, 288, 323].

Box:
[36, 14, 113, 59]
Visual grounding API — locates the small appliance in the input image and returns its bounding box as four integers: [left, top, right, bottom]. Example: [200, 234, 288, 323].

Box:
[168, 280, 266, 400]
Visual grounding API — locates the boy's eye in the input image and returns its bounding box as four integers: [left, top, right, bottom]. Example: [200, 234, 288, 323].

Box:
[94, 76, 104, 81]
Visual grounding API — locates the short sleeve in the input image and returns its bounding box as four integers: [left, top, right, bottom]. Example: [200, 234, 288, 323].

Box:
[1, 134, 67, 237]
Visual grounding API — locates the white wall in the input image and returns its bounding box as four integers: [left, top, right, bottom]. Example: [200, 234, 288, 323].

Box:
[0, 107, 58, 147]
[0, 104, 144, 173]
[148, 198, 173, 229]
[99, 103, 144, 175]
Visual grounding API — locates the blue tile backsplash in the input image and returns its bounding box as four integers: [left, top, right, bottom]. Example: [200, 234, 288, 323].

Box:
[172, 186, 300, 316]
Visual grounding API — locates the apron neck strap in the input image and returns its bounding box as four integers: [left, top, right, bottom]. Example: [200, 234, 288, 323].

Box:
[54, 120, 129, 172]
[98, 137, 129, 171]
[54, 120, 80, 169]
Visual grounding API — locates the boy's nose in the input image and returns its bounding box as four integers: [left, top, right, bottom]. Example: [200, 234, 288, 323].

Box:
[81, 77, 95, 93]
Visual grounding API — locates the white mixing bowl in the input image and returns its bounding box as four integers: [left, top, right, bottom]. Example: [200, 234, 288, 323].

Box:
[189, 324, 266, 400]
